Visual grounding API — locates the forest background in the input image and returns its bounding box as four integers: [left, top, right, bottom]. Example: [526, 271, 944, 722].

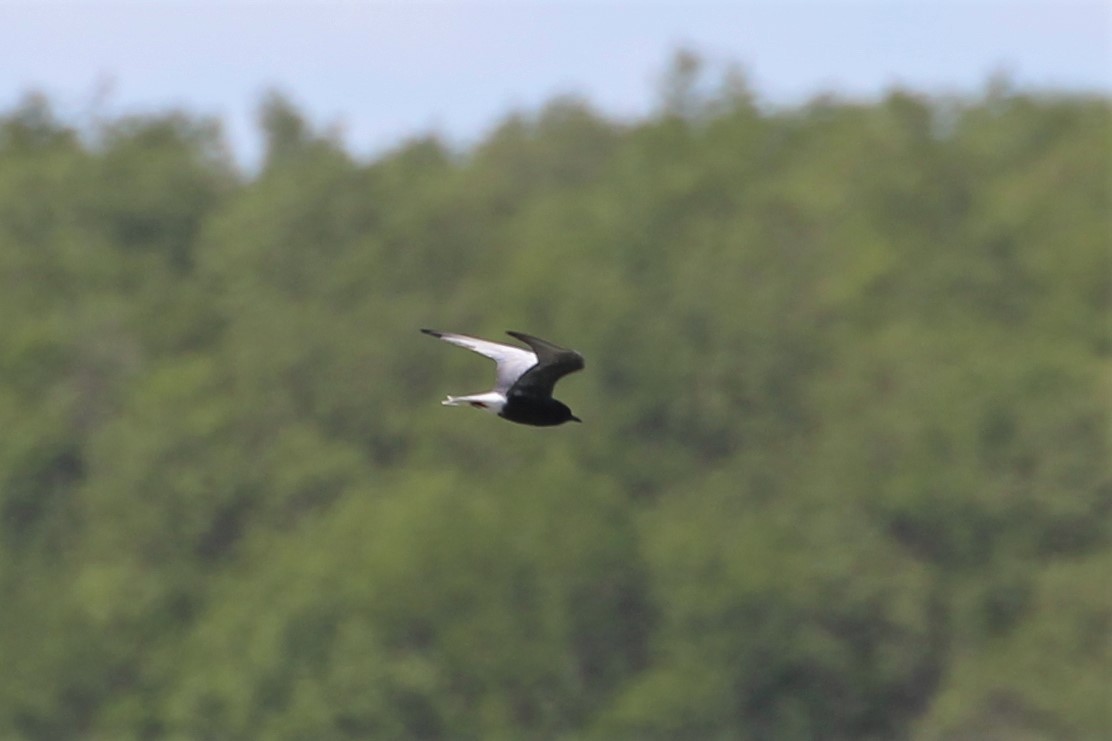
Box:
[0, 55, 1109, 739]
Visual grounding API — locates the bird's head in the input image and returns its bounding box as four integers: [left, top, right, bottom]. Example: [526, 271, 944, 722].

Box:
[552, 400, 581, 425]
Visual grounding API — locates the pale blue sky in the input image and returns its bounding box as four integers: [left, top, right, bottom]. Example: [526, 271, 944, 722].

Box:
[2, 1, 1109, 167]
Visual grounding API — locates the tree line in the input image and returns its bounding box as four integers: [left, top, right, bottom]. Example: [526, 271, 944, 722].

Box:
[0, 60, 1108, 738]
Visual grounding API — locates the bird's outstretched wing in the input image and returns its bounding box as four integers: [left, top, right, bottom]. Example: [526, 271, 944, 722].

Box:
[421, 329, 537, 393]
[505, 331, 585, 397]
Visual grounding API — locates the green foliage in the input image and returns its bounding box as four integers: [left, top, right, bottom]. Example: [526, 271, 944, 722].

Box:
[0, 70, 1107, 739]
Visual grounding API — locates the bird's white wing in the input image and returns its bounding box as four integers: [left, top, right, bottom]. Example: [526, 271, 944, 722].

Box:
[422, 330, 537, 392]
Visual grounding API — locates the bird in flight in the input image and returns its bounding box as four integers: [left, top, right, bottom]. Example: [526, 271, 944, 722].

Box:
[421, 329, 584, 426]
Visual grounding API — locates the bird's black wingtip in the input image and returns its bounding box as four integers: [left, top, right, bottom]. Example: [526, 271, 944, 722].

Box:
[420, 328, 442, 338]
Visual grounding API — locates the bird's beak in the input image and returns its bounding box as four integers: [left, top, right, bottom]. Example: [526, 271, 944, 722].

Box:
[570, 415, 582, 423]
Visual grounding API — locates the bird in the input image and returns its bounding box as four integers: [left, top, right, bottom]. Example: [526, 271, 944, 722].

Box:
[421, 329, 584, 426]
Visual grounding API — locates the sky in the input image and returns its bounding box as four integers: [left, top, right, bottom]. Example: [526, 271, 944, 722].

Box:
[2, 1, 1109, 168]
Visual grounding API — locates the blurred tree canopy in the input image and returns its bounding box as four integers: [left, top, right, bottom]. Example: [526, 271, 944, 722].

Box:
[0, 58, 1108, 739]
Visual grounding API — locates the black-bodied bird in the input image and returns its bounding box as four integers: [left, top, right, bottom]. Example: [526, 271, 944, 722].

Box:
[421, 329, 584, 426]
